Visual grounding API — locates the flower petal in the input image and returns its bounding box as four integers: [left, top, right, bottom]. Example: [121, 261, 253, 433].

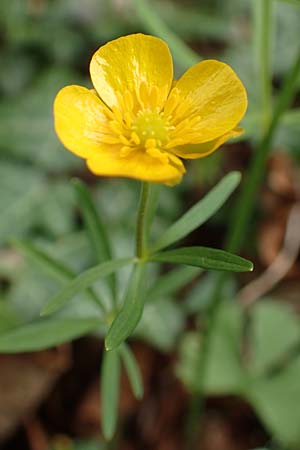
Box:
[87, 150, 185, 186]
[173, 128, 243, 159]
[90, 34, 173, 111]
[166, 60, 247, 145]
[54, 85, 109, 159]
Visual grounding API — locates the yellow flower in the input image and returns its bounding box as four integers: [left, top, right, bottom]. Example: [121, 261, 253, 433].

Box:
[54, 33, 247, 185]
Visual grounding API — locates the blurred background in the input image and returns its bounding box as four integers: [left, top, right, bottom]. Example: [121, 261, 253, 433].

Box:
[0, 0, 300, 449]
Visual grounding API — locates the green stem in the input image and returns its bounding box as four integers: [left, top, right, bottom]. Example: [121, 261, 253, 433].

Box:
[253, 0, 273, 132]
[136, 182, 151, 259]
[131, 0, 200, 70]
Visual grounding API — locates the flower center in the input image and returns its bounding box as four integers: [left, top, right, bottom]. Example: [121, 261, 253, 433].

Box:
[132, 111, 168, 147]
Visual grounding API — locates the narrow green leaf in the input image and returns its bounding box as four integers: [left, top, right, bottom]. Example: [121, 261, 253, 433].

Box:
[41, 258, 134, 317]
[147, 265, 201, 302]
[13, 239, 73, 282]
[0, 303, 20, 334]
[101, 349, 120, 440]
[150, 247, 253, 273]
[151, 172, 241, 252]
[105, 264, 146, 351]
[0, 317, 101, 352]
[14, 239, 107, 314]
[120, 344, 144, 399]
[72, 179, 116, 299]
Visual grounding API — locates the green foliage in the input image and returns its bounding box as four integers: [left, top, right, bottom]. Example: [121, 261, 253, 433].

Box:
[3, 232, 100, 323]
[72, 179, 116, 300]
[150, 247, 253, 272]
[120, 344, 144, 399]
[105, 264, 146, 350]
[248, 359, 300, 449]
[41, 258, 134, 316]
[136, 297, 185, 352]
[250, 301, 300, 376]
[147, 265, 201, 303]
[182, 272, 236, 314]
[0, 69, 80, 171]
[0, 317, 101, 353]
[13, 239, 74, 282]
[176, 299, 300, 448]
[1, 0, 300, 446]
[151, 171, 241, 252]
[0, 301, 20, 334]
[101, 349, 121, 440]
[0, 163, 45, 244]
[13, 239, 105, 313]
[176, 302, 244, 395]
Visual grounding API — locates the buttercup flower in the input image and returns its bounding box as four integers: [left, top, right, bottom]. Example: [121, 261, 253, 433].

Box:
[54, 34, 247, 185]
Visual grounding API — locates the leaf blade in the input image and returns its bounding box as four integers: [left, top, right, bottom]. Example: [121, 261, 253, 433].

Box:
[72, 179, 116, 299]
[13, 239, 74, 282]
[101, 349, 121, 440]
[151, 172, 241, 252]
[120, 344, 144, 399]
[14, 239, 106, 314]
[0, 317, 101, 352]
[150, 247, 253, 273]
[41, 258, 134, 317]
[105, 264, 146, 351]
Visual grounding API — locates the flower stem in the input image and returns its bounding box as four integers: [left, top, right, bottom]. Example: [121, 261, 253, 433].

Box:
[136, 182, 151, 259]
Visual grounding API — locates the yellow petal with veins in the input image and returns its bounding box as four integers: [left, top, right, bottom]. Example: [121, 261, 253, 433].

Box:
[90, 34, 173, 111]
[173, 128, 243, 159]
[87, 150, 185, 185]
[166, 60, 247, 145]
[54, 85, 109, 159]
